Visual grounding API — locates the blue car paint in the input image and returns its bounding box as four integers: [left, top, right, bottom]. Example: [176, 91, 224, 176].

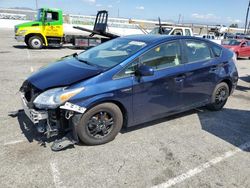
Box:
[27, 35, 238, 127]
[28, 58, 102, 90]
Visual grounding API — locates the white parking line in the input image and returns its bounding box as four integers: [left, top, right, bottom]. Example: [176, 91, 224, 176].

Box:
[50, 161, 66, 188]
[26, 49, 30, 59]
[152, 141, 250, 188]
[3, 140, 25, 145]
[30, 66, 34, 73]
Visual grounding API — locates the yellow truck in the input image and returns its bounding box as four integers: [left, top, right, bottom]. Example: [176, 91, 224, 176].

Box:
[14, 8, 111, 49]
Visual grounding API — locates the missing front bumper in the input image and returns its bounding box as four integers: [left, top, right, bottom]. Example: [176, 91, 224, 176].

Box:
[21, 93, 48, 124]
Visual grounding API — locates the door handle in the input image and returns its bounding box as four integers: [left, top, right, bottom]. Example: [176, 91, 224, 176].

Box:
[209, 65, 218, 72]
[174, 74, 186, 82]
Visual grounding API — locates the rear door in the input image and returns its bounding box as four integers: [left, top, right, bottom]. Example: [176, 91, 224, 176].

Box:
[181, 39, 220, 108]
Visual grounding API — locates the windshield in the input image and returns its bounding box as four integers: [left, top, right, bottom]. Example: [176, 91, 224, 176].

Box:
[77, 38, 147, 69]
[36, 9, 43, 21]
[149, 27, 172, 35]
[222, 40, 241, 46]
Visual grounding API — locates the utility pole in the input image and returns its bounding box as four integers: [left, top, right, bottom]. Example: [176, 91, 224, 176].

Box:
[35, 0, 38, 10]
[178, 14, 181, 24]
[244, 0, 250, 34]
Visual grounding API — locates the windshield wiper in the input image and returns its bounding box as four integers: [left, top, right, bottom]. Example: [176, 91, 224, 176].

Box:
[73, 53, 105, 69]
[73, 53, 93, 66]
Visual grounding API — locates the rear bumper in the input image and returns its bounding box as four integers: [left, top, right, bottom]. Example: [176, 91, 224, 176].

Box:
[15, 35, 25, 42]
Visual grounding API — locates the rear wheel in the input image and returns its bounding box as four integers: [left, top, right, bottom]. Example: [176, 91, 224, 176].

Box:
[28, 36, 43, 49]
[76, 103, 123, 145]
[235, 52, 239, 59]
[207, 82, 229, 111]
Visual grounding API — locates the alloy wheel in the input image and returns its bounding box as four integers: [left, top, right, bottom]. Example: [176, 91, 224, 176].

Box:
[87, 111, 114, 139]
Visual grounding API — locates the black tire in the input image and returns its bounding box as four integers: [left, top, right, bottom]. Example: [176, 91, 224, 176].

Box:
[28, 35, 43, 49]
[236, 52, 239, 59]
[24, 38, 28, 46]
[207, 82, 229, 111]
[76, 103, 123, 145]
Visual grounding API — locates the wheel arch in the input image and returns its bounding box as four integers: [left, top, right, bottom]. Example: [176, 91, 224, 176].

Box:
[219, 78, 233, 94]
[25, 33, 47, 46]
[85, 99, 128, 128]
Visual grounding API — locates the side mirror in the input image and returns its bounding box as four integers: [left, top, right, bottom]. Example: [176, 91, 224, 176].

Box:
[135, 65, 154, 77]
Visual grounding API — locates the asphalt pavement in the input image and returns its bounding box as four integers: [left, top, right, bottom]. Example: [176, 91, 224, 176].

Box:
[0, 28, 250, 188]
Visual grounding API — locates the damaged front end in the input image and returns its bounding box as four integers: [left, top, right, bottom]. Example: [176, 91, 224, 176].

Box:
[19, 80, 85, 150]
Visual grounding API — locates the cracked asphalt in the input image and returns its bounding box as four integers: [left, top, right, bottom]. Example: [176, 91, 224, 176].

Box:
[0, 28, 250, 188]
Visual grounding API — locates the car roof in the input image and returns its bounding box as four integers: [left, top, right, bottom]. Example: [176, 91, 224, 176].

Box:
[121, 34, 197, 44]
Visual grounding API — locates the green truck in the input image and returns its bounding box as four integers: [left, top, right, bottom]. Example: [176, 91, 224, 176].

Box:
[14, 8, 114, 49]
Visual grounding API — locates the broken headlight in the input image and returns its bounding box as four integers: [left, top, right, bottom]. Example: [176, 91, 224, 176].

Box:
[33, 87, 84, 109]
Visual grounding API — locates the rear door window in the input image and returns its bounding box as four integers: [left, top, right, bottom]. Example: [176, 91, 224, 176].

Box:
[211, 45, 222, 57]
[185, 40, 212, 63]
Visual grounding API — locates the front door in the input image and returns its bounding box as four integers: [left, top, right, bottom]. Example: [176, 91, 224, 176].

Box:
[131, 40, 187, 124]
[43, 10, 63, 37]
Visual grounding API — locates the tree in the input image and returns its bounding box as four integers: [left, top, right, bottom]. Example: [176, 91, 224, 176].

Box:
[229, 23, 238, 28]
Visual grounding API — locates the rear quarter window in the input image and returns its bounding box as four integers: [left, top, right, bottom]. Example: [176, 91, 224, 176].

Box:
[211, 45, 222, 57]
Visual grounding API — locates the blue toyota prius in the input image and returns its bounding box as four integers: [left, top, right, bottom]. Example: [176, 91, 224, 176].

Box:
[20, 35, 238, 149]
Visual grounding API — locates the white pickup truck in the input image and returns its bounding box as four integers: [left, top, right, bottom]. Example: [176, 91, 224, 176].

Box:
[150, 26, 193, 36]
[195, 34, 222, 45]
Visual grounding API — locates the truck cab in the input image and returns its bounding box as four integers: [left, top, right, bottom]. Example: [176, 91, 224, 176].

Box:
[15, 8, 63, 49]
[150, 26, 193, 36]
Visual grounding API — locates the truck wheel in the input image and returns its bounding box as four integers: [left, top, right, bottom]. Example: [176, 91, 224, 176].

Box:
[76, 103, 123, 145]
[206, 82, 229, 111]
[28, 36, 43, 49]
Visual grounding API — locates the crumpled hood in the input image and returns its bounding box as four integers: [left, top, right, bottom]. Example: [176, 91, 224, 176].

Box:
[27, 57, 102, 90]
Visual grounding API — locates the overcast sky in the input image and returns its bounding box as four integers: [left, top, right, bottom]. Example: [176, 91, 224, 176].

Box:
[0, 0, 248, 26]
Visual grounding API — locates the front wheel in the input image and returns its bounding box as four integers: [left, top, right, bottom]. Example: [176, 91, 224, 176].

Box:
[76, 103, 123, 145]
[28, 36, 43, 49]
[207, 82, 229, 111]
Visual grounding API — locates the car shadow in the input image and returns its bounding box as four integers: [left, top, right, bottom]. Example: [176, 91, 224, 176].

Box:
[240, 75, 250, 83]
[122, 107, 250, 152]
[15, 106, 250, 152]
[121, 109, 197, 133]
[236, 85, 250, 92]
[236, 75, 250, 92]
[12, 45, 27, 49]
[198, 108, 250, 152]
